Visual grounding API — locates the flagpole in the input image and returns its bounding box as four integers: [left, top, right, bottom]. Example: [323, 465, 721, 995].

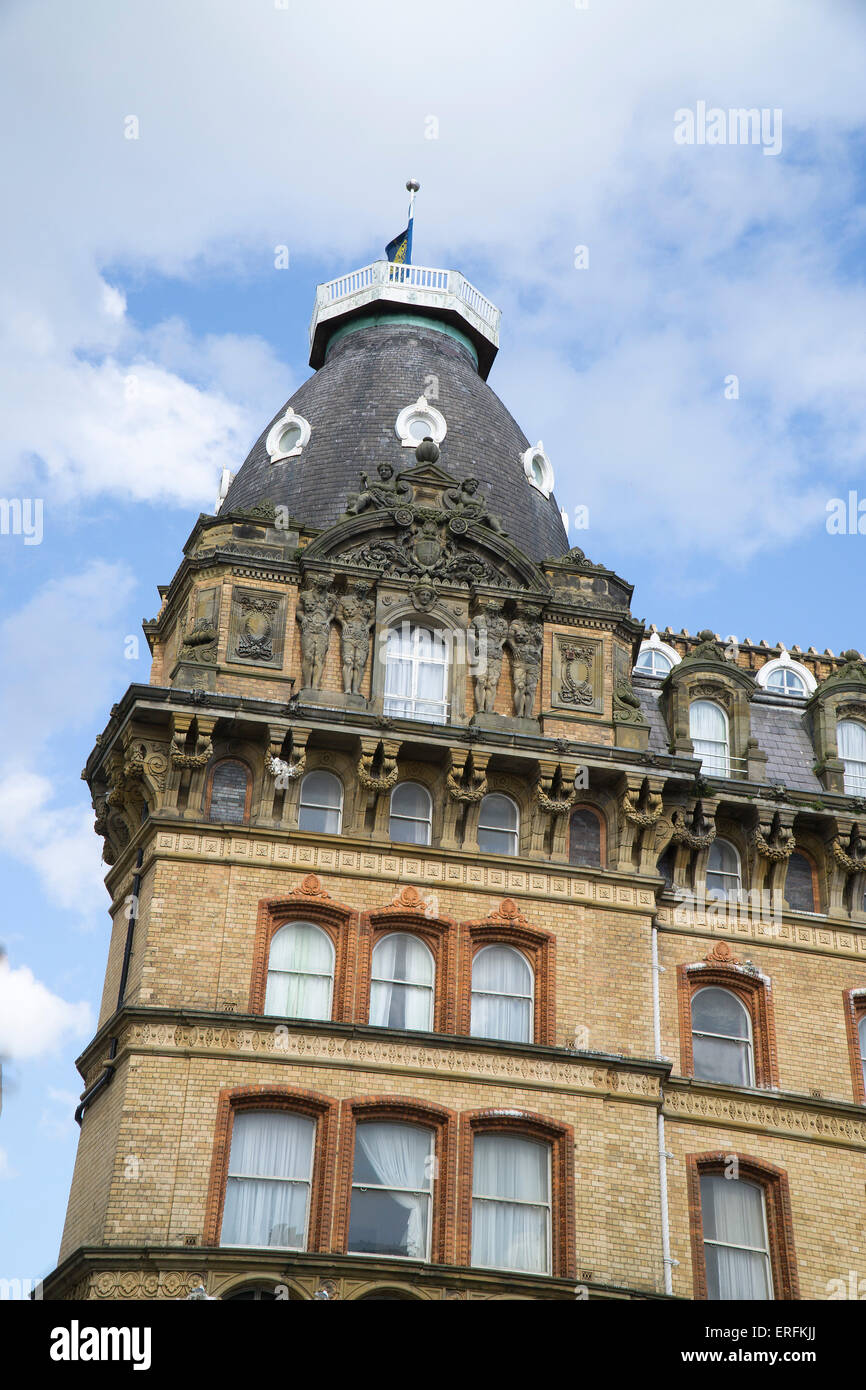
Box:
[406, 179, 420, 265]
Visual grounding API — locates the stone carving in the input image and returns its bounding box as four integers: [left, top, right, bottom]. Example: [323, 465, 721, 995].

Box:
[471, 601, 509, 713]
[343, 463, 413, 517]
[357, 741, 399, 792]
[446, 756, 488, 803]
[391, 885, 427, 911]
[751, 814, 796, 861]
[170, 728, 213, 769]
[484, 897, 530, 926]
[621, 783, 664, 828]
[335, 583, 375, 695]
[339, 525, 502, 587]
[266, 749, 306, 782]
[290, 872, 331, 900]
[442, 477, 508, 535]
[236, 594, 279, 661]
[557, 641, 596, 707]
[680, 630, 728, 666]
[535, 765, 577, 816]
[671, 802, 717, 850]
[296, 576, 335, 688]
[507, 608, 544, 718]
[831, 825, 866, 875]
[179, 616, 218, 665]
[705, 940, 741, 965]
[613, 677, 647, 725]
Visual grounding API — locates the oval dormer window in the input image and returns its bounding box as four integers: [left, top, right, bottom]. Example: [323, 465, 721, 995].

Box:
[521, 442, 554, 498]
[395, 395, 447, 449]
[266, 407, 311, 464]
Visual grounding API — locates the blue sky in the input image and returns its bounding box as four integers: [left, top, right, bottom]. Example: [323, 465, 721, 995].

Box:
[2, 0, 866, 1290]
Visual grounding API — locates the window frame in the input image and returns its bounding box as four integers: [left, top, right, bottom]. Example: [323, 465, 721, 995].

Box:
[347, 1119, 435, 1263]
[458, 1110, 575, 1280]
[689, 699, 731, 778]
[470, 942, 535, 1046]
[383, 625, 450, 725]
[204, 757, 253, 826]
[298, 768, 344, 835]
[357, 903, 456, 1035]
[335, 1098, 457, 1265]
[843, 988, 866, 1104]
[470, 1131, 552, 1276]
[458, 907, 555, 1046]
[686, 1153, 799, 1301]
[690, 985, 755, 1088]
[677, 959, 778, 1089]
[249, 881, 355, 1022]
[369, 931, 436, 1033]
[783, 848, 820, 914]
[477, 792, 520, 858]
[388, 780, 433, 846]
[706, 836, 742, 902]
[568, 803, 606, 868]
[219, 1108, 316, 1252]
[838, 719, 866, 798]
[205, 1086, 337, 1253]
[263, 920, 336, 1023]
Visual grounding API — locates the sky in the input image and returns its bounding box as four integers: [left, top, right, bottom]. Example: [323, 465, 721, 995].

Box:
[1, 0, 866, 1291]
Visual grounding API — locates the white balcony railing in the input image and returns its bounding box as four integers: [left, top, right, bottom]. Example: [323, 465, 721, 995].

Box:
[310, 260, 501, 351]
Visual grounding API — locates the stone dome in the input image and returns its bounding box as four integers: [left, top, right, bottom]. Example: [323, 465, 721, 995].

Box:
[221, 296, 569, 562]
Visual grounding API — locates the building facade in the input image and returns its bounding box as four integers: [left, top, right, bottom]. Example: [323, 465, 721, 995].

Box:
[45, 258, 866, 1302]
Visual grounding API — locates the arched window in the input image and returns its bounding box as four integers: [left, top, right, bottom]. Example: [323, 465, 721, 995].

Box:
[568, 806, 603, 867]
[477, 793, 519, 856]
[784, 851, 817, 913]
[636, 646, 673, 676]
[766, 667, 806, 695]
[207, 760, 251, 824]
[471, 1133, 551, 1275]
[690, 700, 730, 777]
[707, 838, 741, 901]
[471, 944, 534, 1043]
[698, 1173, 773, 1300]
[220, 1110, 315, 1251]
[298, 770, 343, 834]
[347, 1122, 434, 1261]
[223, 1285, 279, 1301]
[369, 933, 434, 1032]
[691, 986, 754, 1086]
[384, 625, 449, 724]
[838, 720, 866, 797]
[264, 922, 334, 1021]
[389, 781, 432, 846]
[860, 1016, 866, 1095]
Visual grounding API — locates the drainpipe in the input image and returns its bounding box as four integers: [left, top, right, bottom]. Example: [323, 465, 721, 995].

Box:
[652, 918, 676, 1295]
[75, 847, 143, 1125]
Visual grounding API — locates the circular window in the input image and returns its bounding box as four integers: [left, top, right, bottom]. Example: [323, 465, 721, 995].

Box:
[521, 442, 555, 497]
[278, 422, 302, 454]
[266, 408, 311, 463]
[395, 395, 447, 448]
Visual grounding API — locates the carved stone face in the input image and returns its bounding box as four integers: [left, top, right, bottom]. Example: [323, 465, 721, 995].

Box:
[377, 463, 394, 482]
[463, 478, 478, 496]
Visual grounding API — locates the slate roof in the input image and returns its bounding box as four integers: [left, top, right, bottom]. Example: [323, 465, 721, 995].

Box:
[221, 321, 570, 562]
[634, 677, 824, 794]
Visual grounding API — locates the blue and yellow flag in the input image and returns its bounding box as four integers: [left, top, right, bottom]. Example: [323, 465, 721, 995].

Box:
[385, 223, 412, 264]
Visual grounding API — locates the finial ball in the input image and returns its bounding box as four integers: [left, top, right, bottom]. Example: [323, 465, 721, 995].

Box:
[406, 179, 421, 193]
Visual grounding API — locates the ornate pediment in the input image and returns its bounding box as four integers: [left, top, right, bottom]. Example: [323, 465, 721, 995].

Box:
[303, 441, 549, 593]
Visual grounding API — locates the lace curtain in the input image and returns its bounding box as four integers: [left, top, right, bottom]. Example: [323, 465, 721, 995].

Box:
[470, 945, 533, 1043]
[348, 1122, 432, 1259]
[369, 934, 434, 1031]
[221, 1111, 314, 1249]
[471, 1134, 550, 1274]
[264, 922, 334, 1019]
[700, 1174, 772, 1299]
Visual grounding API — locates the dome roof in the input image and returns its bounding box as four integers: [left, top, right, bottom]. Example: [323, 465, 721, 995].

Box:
[221, 316, 569, 563]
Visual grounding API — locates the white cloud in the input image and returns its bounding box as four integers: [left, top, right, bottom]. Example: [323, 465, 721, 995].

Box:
[0, 771, 106, 917]
[0, 1148, 17, 1181]
[0, 956, 92, 1061]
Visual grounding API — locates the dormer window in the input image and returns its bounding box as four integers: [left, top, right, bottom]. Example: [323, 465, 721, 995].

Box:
[635, 634, 681, 678]
[266, 407, 311, 464]
[838, 720, 866, 797]
[395, 396, 447, 448]
[755, 652, 815, 698]
[521, 442, 554, 498]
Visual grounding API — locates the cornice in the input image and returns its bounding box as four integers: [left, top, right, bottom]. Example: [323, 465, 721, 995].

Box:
[664, 1076, 866, 1150]
[656, 900, 866, 963]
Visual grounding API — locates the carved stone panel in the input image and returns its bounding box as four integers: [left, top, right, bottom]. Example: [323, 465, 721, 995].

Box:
[550, 633, 604, 714]
[227, 586, 286, 669]
[179, 585, 220, 666]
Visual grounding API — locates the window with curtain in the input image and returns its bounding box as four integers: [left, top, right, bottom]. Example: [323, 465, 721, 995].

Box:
[369, 933, 434, 1032]
[298, 769, 343, 834]
[470, 944, 534, 1043]
[477, 793, 519, 856]
[388, 781, 432, 845]
[784, 851, 816, 912]
[707, 838, 741, 901]
[699, 1174, 773, 1299]
[208, 760, 250, 824]
[383, 625, 450, 724]
[569, 807, 602, 866]
[264, 922, 334, 1020]
[220, 1110, 315, 1250]
[471, 1133, 551, 1275]
[347, 1122, 434, 1260]
[690, 700, 730, 777]
[691, 987, 754, 1086]
[838, 720, 866, 796]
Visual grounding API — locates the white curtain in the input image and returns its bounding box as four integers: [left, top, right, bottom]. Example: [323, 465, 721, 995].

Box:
[472, 1134, 549, 1274]
[860, 1017, 866, 1091]
[384, 628, 415, 716]
[690, 700, 729, 774]
[700, 1175, 772, 1299]
[471, 945, 533, 1043]
[839, 720, 866, 794]
[370, 934, 434, 1031]
[221, 1111, 314, 1249]
[349, 1122, 431, 1259]
[384, 627, 448, 722]
[264, 922, 334, 1019]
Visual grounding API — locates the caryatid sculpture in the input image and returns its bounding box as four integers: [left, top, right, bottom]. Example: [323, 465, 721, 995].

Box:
[296, 575, 335, 689]
[336, 583, 375, 696]
[507, 606, 545, 718]
[472, 600, 509, 713]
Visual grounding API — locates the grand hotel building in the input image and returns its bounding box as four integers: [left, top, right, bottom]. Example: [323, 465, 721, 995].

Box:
[45, 256, 866, 1302]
